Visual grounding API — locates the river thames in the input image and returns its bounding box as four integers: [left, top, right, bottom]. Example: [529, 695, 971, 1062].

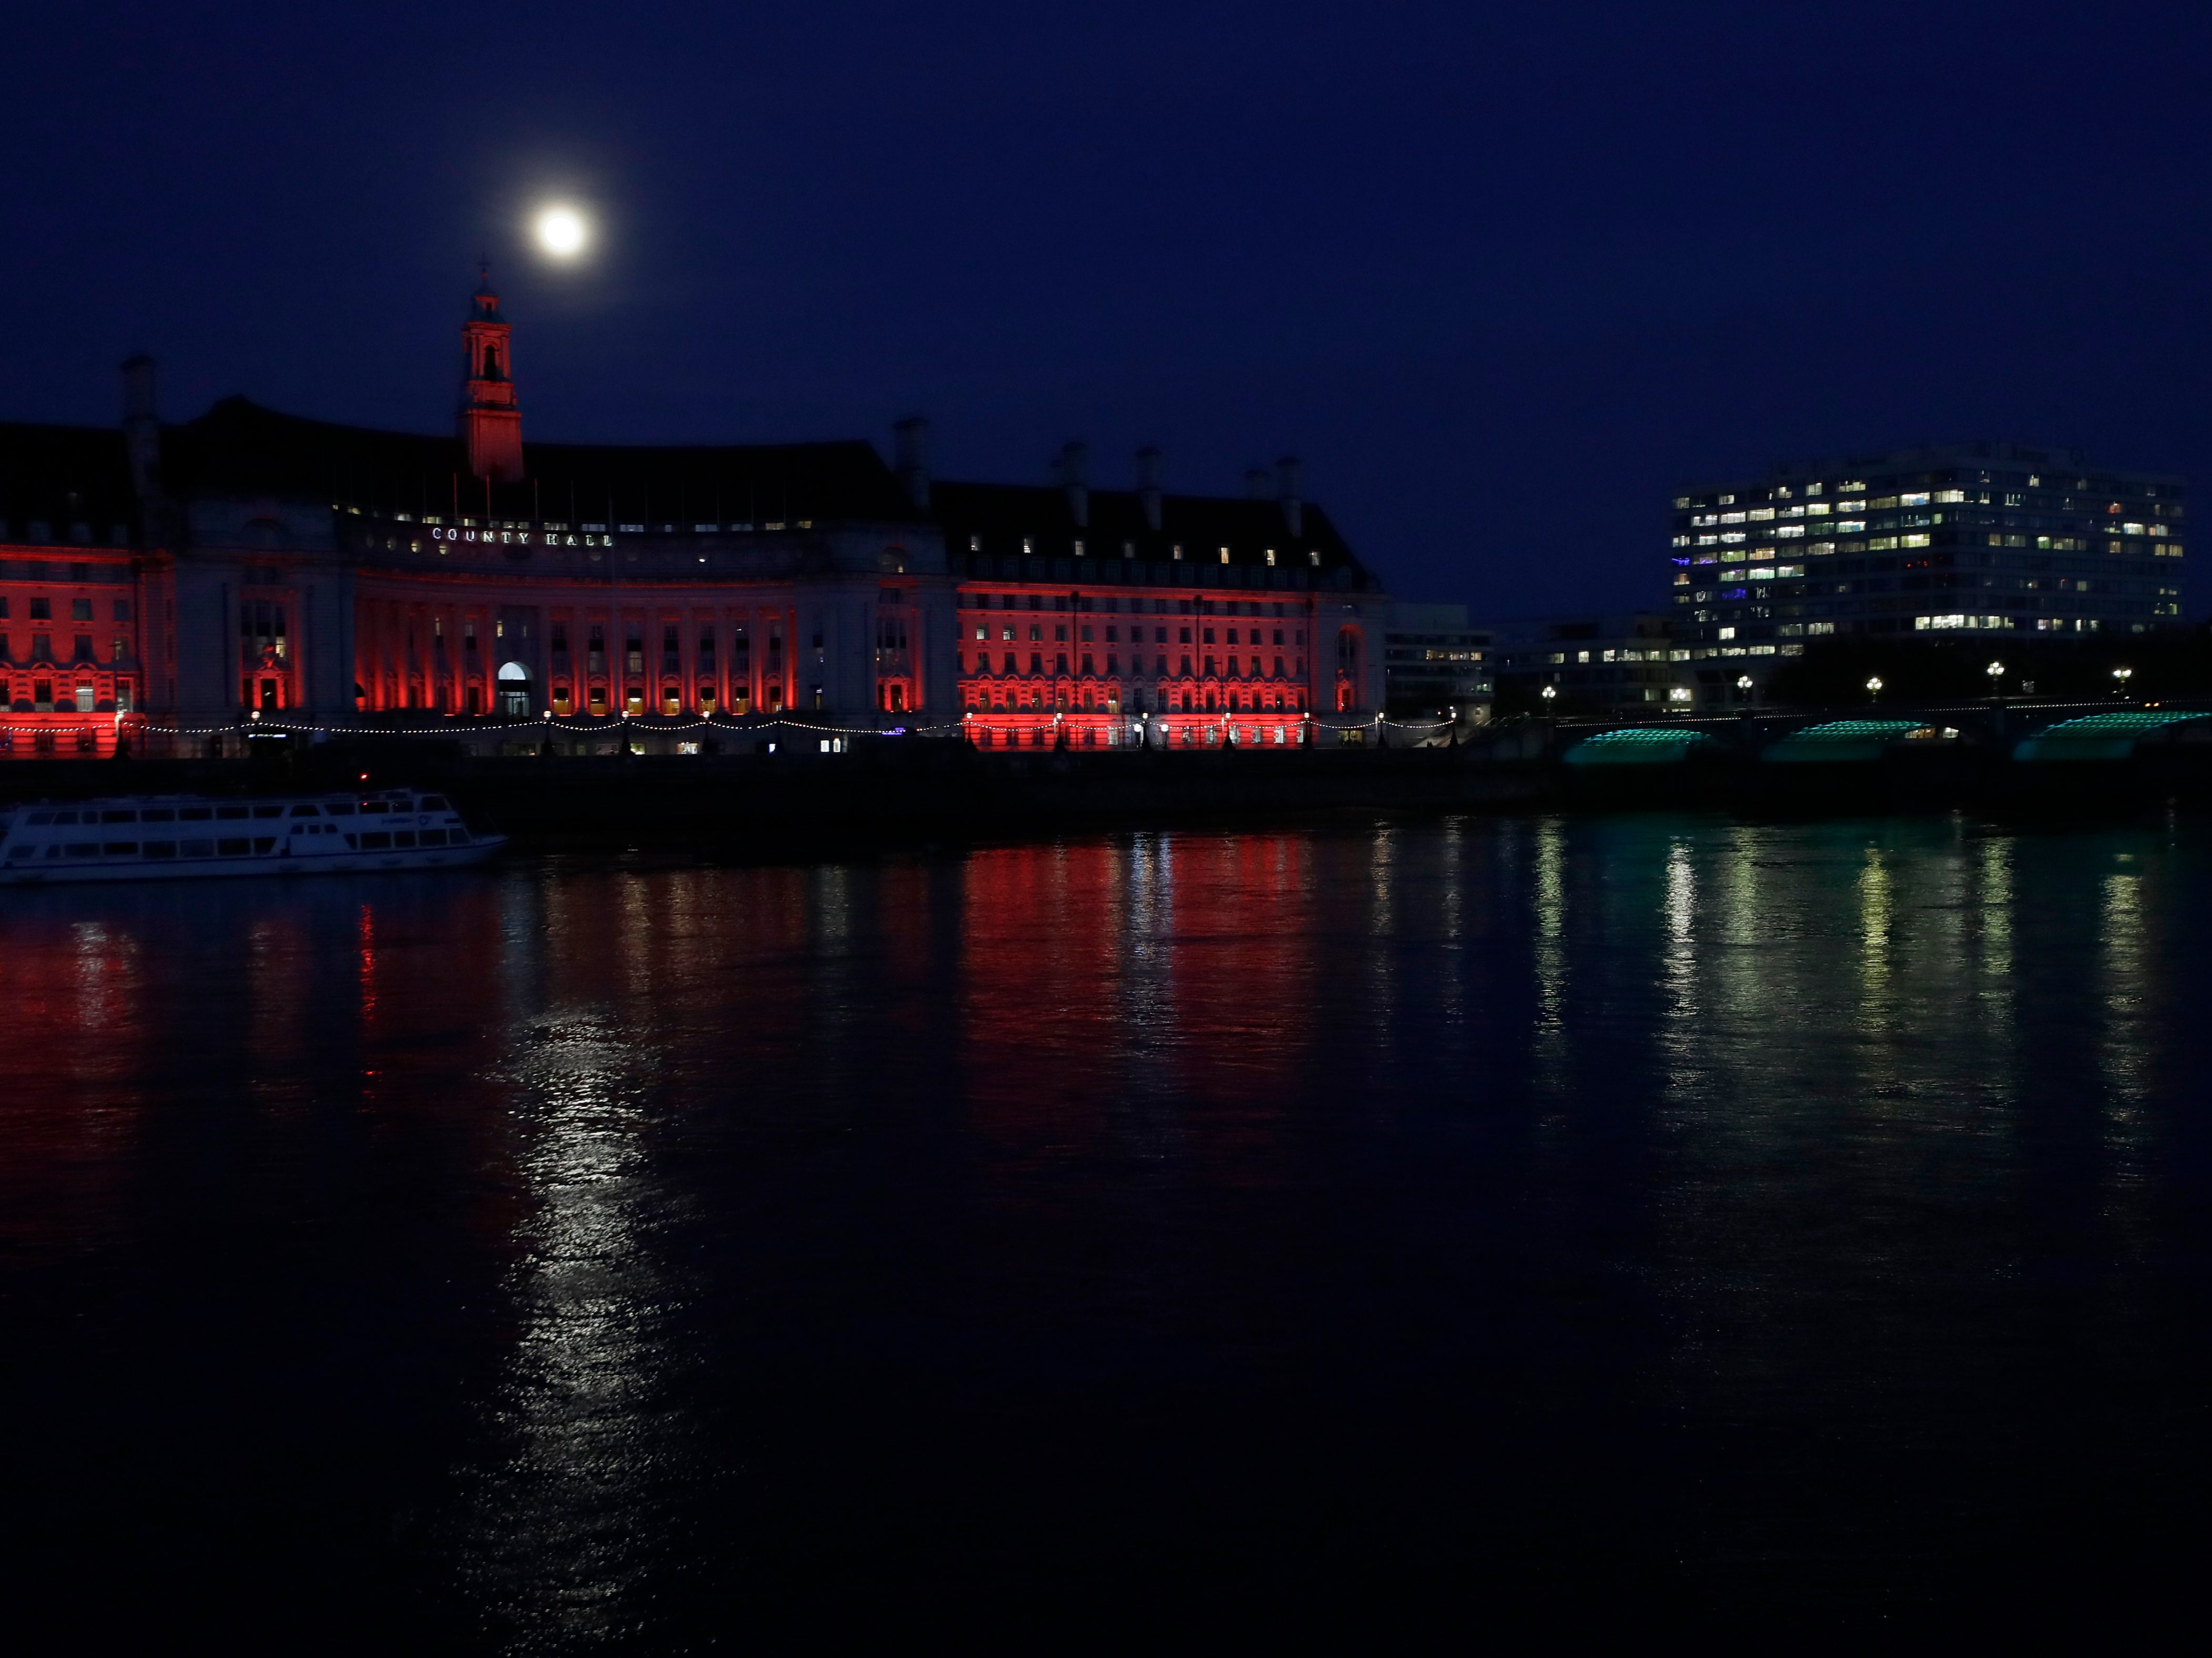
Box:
[4, 813, 2207, 1645]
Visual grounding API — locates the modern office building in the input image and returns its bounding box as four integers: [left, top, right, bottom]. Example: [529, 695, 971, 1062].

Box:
[1489, 613, 1700, 714]
[0, 279, 1391, 758]
[1379, 602, 1491, 718]
[1668, 442, 2186, 685]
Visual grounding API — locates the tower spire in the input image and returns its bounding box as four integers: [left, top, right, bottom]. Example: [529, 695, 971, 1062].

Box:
[460, 267, 523, 484]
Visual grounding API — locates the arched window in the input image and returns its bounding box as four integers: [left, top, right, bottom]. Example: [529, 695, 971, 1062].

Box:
[496, 659, 531, 718]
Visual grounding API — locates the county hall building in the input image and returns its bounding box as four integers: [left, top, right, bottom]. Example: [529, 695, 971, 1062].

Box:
[0, 279, 1391, 759]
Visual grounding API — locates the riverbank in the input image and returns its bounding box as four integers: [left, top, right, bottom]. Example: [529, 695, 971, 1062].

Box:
[0, 746, 1552, 851]
[2, 733, 2207, 852]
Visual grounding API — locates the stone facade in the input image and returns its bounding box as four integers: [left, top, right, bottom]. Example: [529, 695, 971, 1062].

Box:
[0, 282, 1391, 757]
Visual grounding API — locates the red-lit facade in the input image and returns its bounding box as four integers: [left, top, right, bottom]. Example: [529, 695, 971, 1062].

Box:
[0, 284, 1389, 757]
[931, 465, 1383, 751]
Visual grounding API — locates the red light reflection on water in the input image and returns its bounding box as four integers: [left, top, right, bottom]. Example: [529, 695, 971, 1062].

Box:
[357, 901, 378, 1025]
[956, 833, 1319, 1182]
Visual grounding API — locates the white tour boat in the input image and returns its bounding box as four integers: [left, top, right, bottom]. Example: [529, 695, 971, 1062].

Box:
[0, 789, 506, 885]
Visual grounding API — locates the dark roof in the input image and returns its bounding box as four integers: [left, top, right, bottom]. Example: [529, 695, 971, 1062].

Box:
[158, 397, 921, 526]
[0, 421, 137, 536]
[1681, 441, 2186, 495]
[929, 481, 1373, 581]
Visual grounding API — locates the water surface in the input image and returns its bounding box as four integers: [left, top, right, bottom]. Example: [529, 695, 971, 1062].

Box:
[3, 813, 2207, 1644]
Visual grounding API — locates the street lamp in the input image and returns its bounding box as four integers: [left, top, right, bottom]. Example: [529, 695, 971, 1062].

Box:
[1736, 674, 1753, 700]
[1866, 675, 1883, 702]
[1540, 684, 1557, 704]
[2113, 665, 2134, 697]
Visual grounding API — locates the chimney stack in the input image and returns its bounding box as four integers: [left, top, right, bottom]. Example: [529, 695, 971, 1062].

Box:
[1276, 455, 1303, 537]
[1136, 446, 1163, 532]
[1056, 439, 1089, 527]
[893, 415, 930, 510]
[120, 354, 160, 503]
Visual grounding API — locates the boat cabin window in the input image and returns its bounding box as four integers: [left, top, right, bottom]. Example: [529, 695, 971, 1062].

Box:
[141, 808, 175, 822]
[178, 808, 212, 820]
[326, 802, 355, 816]
[27, 812, 53, 825]
[216, 806, 249, 819]
[252, 805, 283, 818]
[50, 811, 79, 823]
[102, 809, 137, 823]
[361, 801, 391, 815]
[421, 797, 449, 811]
[289, 805, 320, 817]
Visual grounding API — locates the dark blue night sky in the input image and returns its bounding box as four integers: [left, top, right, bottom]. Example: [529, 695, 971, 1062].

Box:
[6, 1, 2209, 615]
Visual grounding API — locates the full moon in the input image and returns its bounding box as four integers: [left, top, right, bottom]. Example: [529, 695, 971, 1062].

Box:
[535, 206, 587, 258]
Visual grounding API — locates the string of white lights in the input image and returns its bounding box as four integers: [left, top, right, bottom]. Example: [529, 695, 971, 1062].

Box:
[137, 713, 939, 740]
[131, 710, 1455, 741]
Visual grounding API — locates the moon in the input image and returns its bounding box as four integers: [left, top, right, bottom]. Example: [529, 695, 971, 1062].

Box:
[535, 205, 587, 259]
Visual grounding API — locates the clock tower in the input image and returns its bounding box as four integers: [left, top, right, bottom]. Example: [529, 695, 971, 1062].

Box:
[459, 271, 523, 484]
